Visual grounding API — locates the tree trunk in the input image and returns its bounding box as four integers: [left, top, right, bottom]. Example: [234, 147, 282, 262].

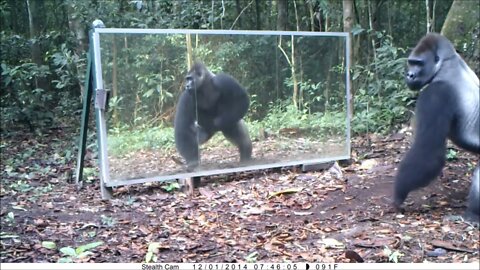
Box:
[371, 0, 381, 34]
[255, 0, 261, 30]
[266, 0, 272, 29]
[290, 36, 299, 110]
[441, 0, 479, 39]
[277, 37, 299, 109]
[27, 0, 43, 66]
[275, 0, 288, 103]
[387, 1, 392, 35]
[441, 0, 479, 72]
[66, 1, 89, 96]
[431, 0, 436, 32]
[307, 0, 315, 31]
[277, 0, 288, 31]
[293, 0, 300, 31]
[26, 0, 50, 92]
[325, 13, 329, 32]
[235, 0, 243, 28]
[425, 0, 431, 33]
[7, 0, 23, 33]
[186, 34, 193, 69]
[425, 0, 437, 33]
[343, 0, 354, 117]
[367, 1, 377, 56]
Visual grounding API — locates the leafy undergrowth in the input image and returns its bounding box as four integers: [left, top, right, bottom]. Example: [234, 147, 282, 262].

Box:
[0, 129, 479, 263]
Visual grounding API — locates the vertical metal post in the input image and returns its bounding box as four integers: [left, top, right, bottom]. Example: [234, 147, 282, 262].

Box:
[75, 47, 93, 187]
[91, 23, 113, 199]
[344, 33, 352, 158]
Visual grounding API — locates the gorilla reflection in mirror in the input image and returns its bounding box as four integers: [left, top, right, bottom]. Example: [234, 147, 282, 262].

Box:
[174, 62, 252, 171]
[393, 33, 479, 222]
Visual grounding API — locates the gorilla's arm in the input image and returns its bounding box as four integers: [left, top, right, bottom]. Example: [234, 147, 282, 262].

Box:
[212, 74, 249, 130]
[174, 92, 199, 169]
[393, 82, 456, 209]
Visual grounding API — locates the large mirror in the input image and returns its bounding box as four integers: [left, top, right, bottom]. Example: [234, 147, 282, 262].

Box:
[94, 30, 350, 186]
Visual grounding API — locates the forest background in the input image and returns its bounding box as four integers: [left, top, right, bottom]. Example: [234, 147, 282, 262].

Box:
[1, 0, 479, 135]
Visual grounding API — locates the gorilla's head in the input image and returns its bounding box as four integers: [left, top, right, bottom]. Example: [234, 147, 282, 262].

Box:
[184, 62, 214, 93]
[405, 33, 456, 90]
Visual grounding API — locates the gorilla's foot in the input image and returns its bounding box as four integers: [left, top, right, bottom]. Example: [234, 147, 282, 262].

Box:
[391, 200, 406, 214]
[393, 205, 405, 214]
[464, 210, 480, 226]
[186, 161, 199, 172]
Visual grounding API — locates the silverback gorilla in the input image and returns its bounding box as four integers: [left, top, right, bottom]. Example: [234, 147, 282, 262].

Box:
[393, 33, 480, 222]
[174, 62, 252, 171]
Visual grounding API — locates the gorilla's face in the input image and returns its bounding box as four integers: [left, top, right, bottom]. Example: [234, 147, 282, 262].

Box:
[184, 73, 197, 92]
[405, 50, 439, 90]
[184, 64, 206, 93]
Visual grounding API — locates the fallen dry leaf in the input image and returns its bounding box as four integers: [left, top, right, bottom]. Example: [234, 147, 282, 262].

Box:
[268, 187, 303, 199]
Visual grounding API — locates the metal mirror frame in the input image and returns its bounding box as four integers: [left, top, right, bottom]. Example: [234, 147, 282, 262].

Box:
[77, 27, 351, 199]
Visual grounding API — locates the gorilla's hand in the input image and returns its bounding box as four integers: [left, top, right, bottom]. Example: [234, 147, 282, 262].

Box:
[194, 122, 210, 144]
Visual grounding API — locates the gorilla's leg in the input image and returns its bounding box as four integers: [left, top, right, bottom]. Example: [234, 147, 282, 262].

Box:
[221, 120, 252, 162]
[465, 166, 480, 222]
[178, 123, 216, 171]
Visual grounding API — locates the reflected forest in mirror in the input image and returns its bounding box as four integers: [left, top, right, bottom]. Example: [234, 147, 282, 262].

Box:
[99, 33, 348, 182]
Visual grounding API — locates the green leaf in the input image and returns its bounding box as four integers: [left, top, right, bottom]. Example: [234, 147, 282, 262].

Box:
[60, 247, 77, 257]
[145, 251, 154, 263]
[11, 206, 27, 211]
[162, 182, 180, 192]
[389, 251, 403, 263]
[0, 233, 19, 239]
[143, 88, 155, 97]
[75, 241, 103, 254]
[351, 25, 365, 36]
[42, 241, 57, 250]
[7, 212, 15, 220]
[77, 251, 94, 259]
[245, 251, 258, 262]
[145, 242, 161, 263]
[147, 242, 161, 252]
[58, 257, 73, 263]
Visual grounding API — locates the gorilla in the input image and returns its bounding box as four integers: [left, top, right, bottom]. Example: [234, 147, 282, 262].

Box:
[174, 62, 252, 171]
[393, 33, 480, 222]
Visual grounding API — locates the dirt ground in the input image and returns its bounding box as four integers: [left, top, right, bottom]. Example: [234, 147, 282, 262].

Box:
[0, 129, 479, 263]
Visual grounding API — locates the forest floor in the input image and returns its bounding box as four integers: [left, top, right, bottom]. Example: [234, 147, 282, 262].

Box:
[108, 129, 346, 182]
[0, 128, 479, 263]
